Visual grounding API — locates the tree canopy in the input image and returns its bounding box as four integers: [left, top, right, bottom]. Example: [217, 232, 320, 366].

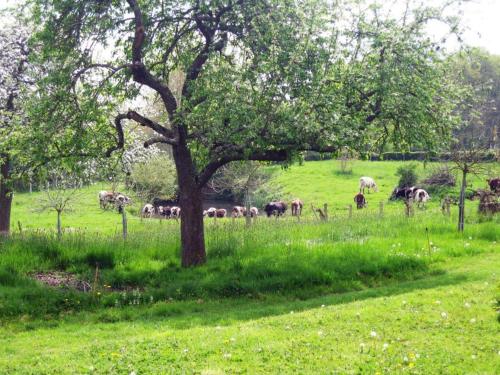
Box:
[25, 0, 467, 265]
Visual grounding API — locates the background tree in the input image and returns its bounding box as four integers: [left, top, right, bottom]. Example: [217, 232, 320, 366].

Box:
[451, 49, 500, 150]
[28, 0, 464, 266]
[129, 154, 177, 205]
[0, 26, 31, 235]
[209, 161, 272, 224]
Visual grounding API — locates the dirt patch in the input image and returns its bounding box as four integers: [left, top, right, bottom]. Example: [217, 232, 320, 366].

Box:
[32, 272, 92, 292]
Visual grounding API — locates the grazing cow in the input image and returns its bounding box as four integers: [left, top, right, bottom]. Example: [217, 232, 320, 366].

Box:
[203, 210, 208, 217]
[161, 205, 173, 218]
[291, 199, 303, 216]
[232, 206, 245, 218]
[487, 178, 500, 193]
[98, 191, 116, 209]
[170, 206, 181, 219]
[152, 197, 178, 211]
[359, 177, 378, 194]
[413, 189, 430, 208]
[390, 186, 419, 200]
[206, 207, 217, 218]
[248, 207, 259, 218]
[115, 194, 131, 214]
[215, 208, 227, 218]
[264, 201, 287, 217]
[141, 204, 155, 218]
[354, 193, 366, 209]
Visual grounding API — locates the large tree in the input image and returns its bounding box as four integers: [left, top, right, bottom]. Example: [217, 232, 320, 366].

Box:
[27, 0, 462, 266]
[0, 27, 31, 235]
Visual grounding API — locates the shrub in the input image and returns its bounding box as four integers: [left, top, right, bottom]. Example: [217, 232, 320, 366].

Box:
[395, 163, 418, 188]
[422, 165, 456, 187]
[128, 155, 177, 203]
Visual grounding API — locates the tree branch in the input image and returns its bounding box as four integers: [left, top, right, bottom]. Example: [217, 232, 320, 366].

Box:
[144, 136, 177, 147]
[126, 0, 178, 117]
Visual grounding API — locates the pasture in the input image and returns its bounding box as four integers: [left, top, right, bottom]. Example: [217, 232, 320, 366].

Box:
[1, 160, 499, 374]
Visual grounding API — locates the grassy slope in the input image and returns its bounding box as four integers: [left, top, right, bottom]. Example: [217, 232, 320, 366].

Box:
[10, 160, 499, 233]
[0, 253, 498, 374]
[1, 160, 499, 373]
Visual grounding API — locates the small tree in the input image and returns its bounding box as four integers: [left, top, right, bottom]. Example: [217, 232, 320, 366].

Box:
[36, 178, 79, 238]
[451, 144, 487, 232]
[337, 148, 356, 175]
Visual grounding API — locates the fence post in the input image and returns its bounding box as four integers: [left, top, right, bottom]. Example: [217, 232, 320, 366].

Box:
[348, 204, 353, 219]
[121, 206, 128, 240]
[323, 203, 328, 221]
[311, 204, 319, 221]
[379, 201, 384, 218]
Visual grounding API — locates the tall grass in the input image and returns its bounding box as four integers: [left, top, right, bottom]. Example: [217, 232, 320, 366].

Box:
[1, 207, 497, 319]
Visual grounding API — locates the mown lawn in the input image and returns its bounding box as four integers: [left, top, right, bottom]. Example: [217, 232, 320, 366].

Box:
[0, 253, 498, 374]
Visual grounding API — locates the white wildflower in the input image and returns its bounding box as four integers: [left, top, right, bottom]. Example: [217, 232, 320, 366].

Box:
[464, 302, 471, 308]
[441, 312, 448, 319]
[383, 343, 389, 351]
[470, 318, 476, 324]
[370, 331, 377, 338]
[435, 300, 441, 305]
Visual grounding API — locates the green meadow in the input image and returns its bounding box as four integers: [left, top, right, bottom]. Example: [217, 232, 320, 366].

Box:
[1, 160, 499, 374]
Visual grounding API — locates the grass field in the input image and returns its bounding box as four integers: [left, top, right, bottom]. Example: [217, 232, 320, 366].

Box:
[1, 160, 499, 373]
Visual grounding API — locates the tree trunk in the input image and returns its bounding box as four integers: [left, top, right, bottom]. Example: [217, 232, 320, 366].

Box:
[173, 143, 206, 267]
[0, 155, 12, 236]
[458, 170, 467, 232]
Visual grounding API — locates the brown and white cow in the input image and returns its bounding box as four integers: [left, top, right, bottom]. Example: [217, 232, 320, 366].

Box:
[354, 193, 366, 209]
[264, 201, 287, 217]
[413, 189, 430, 208]
[487, 178, 500, 193]
[141, 203, 155, 218]
[98, 191, 115, 209]
[232, 206, 245, 218]
[215, 208, 227, 218]
[291, 199, 303, 216]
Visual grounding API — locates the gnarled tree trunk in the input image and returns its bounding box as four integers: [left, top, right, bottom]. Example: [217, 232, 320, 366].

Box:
[0, 155, 12, 236]
[173, 143, 206, 267]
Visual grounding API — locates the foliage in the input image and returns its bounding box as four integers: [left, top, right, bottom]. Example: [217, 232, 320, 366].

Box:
[128, 154, 177, 203]
[450, 49, 500, 149]
[395, 163, 418, 188]
[23, 0, 466, 186]
[208, 161, 273, 204]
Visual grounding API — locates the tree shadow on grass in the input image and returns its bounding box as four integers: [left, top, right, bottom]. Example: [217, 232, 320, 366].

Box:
[94, 268, 474, 330]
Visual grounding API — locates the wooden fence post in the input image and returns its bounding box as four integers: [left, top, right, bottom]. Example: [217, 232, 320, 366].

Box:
[348, 204, 353, 219]
[379, 201, 384, 218]
[323, 203, 328, 221]
[121, 206, 128, 240]
[311, 204, 319, 221]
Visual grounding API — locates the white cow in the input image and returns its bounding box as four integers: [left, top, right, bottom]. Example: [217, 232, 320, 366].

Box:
[413, 189, 430, 208]
[170, 206, 181, 219]
[142, 203, 155, 218]
[98, 190, 115, 209]
[359, 177, 378, 194]
[248, 207, 259, 218]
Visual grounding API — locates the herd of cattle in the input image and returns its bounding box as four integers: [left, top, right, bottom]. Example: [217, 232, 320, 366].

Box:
[98, 176, 499, 218]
